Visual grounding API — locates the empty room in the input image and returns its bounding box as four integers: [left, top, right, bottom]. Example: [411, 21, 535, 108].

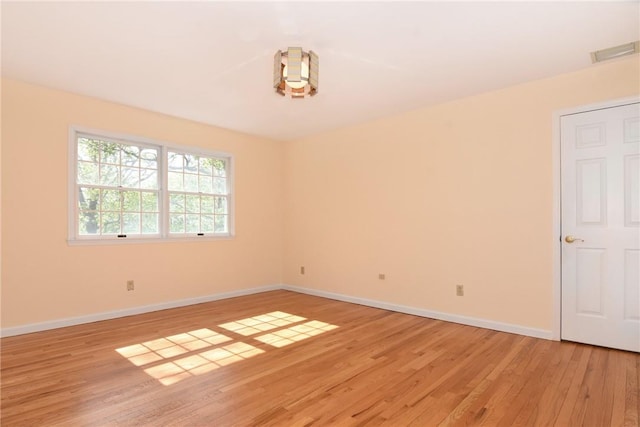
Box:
[1, 1, 639, 426]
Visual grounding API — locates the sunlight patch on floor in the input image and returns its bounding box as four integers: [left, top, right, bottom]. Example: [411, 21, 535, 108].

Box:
[143, 341, 264, 386]
[254, 320, 338, 348]
[116, 328, 233, 367]
[218, 311, 307, 336]
[115, 312, 338, 386]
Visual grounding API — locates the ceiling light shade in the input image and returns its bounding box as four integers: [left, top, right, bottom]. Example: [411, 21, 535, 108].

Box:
[274, 47, 318, 98]
[590, 41, 639, 63]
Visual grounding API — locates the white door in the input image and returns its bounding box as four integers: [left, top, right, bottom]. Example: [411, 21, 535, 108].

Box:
[561, 101, 640, 353]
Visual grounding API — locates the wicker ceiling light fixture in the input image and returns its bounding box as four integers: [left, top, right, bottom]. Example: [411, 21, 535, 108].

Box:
[274, 47, 318, 98]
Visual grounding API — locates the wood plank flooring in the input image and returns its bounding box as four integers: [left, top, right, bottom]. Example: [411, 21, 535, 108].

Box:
[1, 290, 638, 426]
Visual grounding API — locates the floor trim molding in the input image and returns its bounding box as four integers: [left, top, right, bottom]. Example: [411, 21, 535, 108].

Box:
[282, 285, 553, 340]
[0, 285, 280, 338]
[1, 284, 552, 340]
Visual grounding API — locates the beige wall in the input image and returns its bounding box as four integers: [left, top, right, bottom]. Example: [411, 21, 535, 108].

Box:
[283, 57, 640, 332]
[2, 57, 639, 333]
[1, 79, 284, 328]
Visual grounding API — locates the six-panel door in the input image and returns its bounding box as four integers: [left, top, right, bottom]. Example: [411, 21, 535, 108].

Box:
[561, 102, 639, 352]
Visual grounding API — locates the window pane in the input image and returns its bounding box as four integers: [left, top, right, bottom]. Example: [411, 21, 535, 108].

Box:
[168, 152, 184, 171]
[186, 214, 200, 233]
[78, 138, 100, 162]
[213, 177, 227, 194]
[122, 146, 140, 166]
[201, 196, 214, 214]
[78, 161, 99, 184]
[121, 167, 140, 188]
[202, 215, 214, 232]
[78, 187, 100, 211]
[142, 213, 159, 234]
[123, 213, 141, 233]
[170, 214, 185, 233]
[184, 154, 198, 174]
[102, 189, 121, 211]
[168, 172, 183, 191]
[185, 195, 200, 213]
[184, 174, 198, 193]
[140, 148, 158, 169]
[101, 142, 120, 164]
[102, 212, 121, 234]
[141, 192, 158, 212]
[214, 196, 227, 214]
[79, 211, 100, 235]
[123, 191, 140, 212]
[199, 158, 213, 175]
[213, 159, 226, 177]
[100, 164, 119, 186]
[214, 215, 228, 233]
[140, 169, 158, 190]
[170, 193, 185, 213]
[199, 176, 213, 194]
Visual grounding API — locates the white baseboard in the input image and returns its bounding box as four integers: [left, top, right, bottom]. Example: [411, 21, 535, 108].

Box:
[1, 284, 552, 341]
[281, 285, 553, 340]
[0, 285, 280, 338]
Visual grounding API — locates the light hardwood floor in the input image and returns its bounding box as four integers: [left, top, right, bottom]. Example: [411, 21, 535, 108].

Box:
[1, 290, 638, 426]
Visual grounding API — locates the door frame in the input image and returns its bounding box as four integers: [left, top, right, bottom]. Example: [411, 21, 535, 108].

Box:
[552, 95, 640, 341]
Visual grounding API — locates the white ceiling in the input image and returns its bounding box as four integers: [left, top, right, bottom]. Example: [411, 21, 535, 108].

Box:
[2, 1, 639, 141]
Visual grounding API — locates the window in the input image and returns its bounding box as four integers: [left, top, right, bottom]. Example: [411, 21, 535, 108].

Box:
[75, 137, 161, 237]
[69, 128, 233, 242]
[167, 151, 229, 235]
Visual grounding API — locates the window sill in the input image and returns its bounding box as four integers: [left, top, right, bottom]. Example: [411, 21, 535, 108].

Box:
[67, 234, 234, 246]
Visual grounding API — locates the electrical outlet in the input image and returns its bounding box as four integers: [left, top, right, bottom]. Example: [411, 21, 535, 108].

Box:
[456, 284, 464, 296]
[300, 266, 305, 275]
[127, 280, 135, 291]
[378, 273, 386, 280]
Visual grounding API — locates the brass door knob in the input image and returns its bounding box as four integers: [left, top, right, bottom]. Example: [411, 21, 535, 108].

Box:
[565, 235, 584, 243]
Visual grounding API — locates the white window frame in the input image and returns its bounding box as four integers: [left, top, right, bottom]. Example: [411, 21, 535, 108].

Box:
[68, 126, 234, 245]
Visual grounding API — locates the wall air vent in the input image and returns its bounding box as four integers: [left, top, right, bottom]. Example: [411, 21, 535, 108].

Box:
[590, 41, 639, 63]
